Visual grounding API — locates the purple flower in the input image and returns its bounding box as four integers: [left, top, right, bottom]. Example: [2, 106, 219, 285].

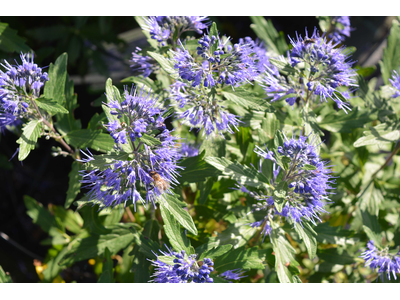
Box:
[0, 52, 48, 128]
[170, 80, 240, 138]
[149, 248, 214, 283]
[262, 28, 358, 113]
[360, 240, 400, 281]
[79, 86, 182, 209]
[219, 269, 247, 282]
[179, 141, 199, 158]
[238, 131, 335, 236]
[142, 16, 210, 46]
[328, 17, 352, 44]
[389, 70, 400, 98]
[130, 47, 159, 78]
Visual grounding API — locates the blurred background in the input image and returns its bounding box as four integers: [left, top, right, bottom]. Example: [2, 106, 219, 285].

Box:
[0, 16, 393, 282]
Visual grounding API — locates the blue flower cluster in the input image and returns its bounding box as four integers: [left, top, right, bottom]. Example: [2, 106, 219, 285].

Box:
[179, 141, 199, 158]
[238, 132, 334, 238]
[79, 86, 181, 209]
[219, 268, 247, 282]
[172, 33, 257, 88]
[328, 17, 351, 44]
[143, 16, 210, 46]
[360, 240, 400, 281]
[150, 249, 214, 283]
[262, 28, 357, 113]
[130, 47, 159, 78]
[389, 70, 400, 98]
[0, 52, 48, 129]
[170, 80, 240, 138]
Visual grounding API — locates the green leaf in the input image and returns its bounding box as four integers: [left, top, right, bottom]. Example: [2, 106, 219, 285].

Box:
[273, 181, 288, 213]
[131, 229, 160, 260]
[356, 65, 377, 78]
[363, 225, 383, 246]
[269, 58, 298, 74]
[51, 205, 83, 234]
[314, 223, 359, 246]
[353, 122, 400, 148]
[318, 248, 355, 265]
[178, 151, 222, 184]
[222, 87, 273, 111]
[98, 247, 114, 283]
[83, 151, 132, 172]
[35, 97, 69, 115]
[317, 16, 331, 32]
[259, 113, 280, 143]
[214, 246, 266, 273]
[0, 22, 30, 53]
[199, 135, 226, 158]
[23, 195, 63, 235]
[357, 181, 384, 216]
[380, 19, 400, 85]
[213, 221, 257, 249]
[59, 224, 135, 266]
[160, 193, 197, 235]
[147, 51, 177, 78]
[319, 108, 378, 133]
[0, 265, 12, 283]
[159, 202, 191, 253]
[209, 22, 219, 54]
[16, 119, 42, 161]
[65, 161, 81, 209]
[301, 164, 317, 171]
[249, 17, 288, 55]
[139, 133, 162, 147]
[130, 245, 151, 283]
[198, 177, 214, 205]
[294, 222, 317, 259]
[44, 53, 68, 105]
[270, 227, 299, 283]
[64, 129, 115, 152]
[121, 76, 158, 92]
[198, 245, 233, 260]
[204, 156, 270, 189]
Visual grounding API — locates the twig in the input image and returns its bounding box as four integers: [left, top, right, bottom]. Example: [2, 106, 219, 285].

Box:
[0, 231, 43, 261]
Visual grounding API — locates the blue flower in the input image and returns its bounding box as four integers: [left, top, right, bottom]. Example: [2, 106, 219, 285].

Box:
[179, 141, 199, 158]
[328, 17, 352, 44]
[142, 16, 210, 46]
[79, 86, 181, 209]
[219, 269, 247, 282]
[170, 80, 240, 138]
[171, 33, 257, 88]
[149, 248, 214, 283]
[389, 70, 400, 98]
[262, 28, 358, 113]
[0, 52, 48, 128]
[130, 47, 159, 78]
[238, 131, 334, 235]
[360, 240, 400, 281]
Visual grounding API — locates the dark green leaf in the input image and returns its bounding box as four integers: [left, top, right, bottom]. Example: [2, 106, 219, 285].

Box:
[147, 51, 177, 78]
[214, 246, 266, 273]
[23, 195, 60, 233]
[64, 129, 114, 152]
[269, 58, 298, 74]
[98, 247, 114, 283]
[209, 22, 219, 54]
[139, 133, 162, 147]
[35, 98, 69, 115]
[357, 181, 384, 216]
[130, 245, 151, 283]
[0, 22, 30, 53]
[178, 151, 222, 184]
[16, 119, 42, 161]
[302, 164, 317, 171]
[379, 19, 400, 85]
[65, 161, 81, 209]
[0, 265, 12, 283]
[318, 248, 355, 265]
[314, 223, 359, 246]
[198, 245, 233, 260]
[204, 156, 270, 188]
[59, 224, 135, 266]
[222, 87, 272, 111]
[44, 53, 68, 105]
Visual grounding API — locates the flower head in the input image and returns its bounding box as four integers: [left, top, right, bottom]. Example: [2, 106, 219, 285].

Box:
[79, 86, 181, 209]
[389, 70, 400, 98]
[239, 131, 334, 235]
[0, 52, 48, 128]
[130, 47, 159, 78]
[149, 248, 214, 283]
[360, 240, 400, 281]
[262, 28, 357, 113]
[142, 16, 210, 46]
[219, 269, 247, 282]
[328, 16, 352, 44]
[170, 80, 240, 138]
